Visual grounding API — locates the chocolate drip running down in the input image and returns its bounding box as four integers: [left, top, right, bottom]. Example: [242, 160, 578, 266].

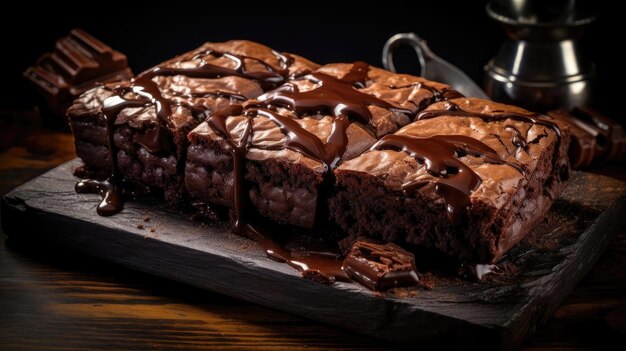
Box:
[204, 104, 350, 284]
[75, 49, 295, 216]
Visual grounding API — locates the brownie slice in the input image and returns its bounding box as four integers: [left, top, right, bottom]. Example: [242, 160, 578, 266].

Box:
[68, 40, 319, 204]
[329, 98, 571, 263]
[185, 62, 459, 227]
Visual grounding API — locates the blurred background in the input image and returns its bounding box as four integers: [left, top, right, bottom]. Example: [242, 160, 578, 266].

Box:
[0, 0, 620, 118]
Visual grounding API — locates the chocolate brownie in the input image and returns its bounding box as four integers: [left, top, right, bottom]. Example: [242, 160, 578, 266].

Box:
[67, 40, 319, 208]
[329, 98, 571, 263]
[66, 40, 572, 271]
[184, 62, 459, 227]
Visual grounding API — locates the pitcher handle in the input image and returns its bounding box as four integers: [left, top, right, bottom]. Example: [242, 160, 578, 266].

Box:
[382, 32, 434, 76]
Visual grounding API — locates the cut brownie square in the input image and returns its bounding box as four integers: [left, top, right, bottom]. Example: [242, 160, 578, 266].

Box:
[68, 40, 319, 205]
[329, 98, 571, 263]
[185, 62, 460, 227]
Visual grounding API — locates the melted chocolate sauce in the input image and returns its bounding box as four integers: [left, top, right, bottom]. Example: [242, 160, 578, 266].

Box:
[417, 101, 563, 165]
[243, 222, 349, 284]
[505, 125, 528, 150]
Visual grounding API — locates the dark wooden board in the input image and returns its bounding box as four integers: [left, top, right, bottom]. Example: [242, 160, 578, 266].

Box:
[2, 159, 625, 350]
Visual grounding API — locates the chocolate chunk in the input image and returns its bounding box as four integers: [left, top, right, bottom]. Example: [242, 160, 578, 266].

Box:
[548, 107, 626, 168]
[571, 107, 626, 163]
[342, 241, 419, 291]
[548, 109, 597, 168]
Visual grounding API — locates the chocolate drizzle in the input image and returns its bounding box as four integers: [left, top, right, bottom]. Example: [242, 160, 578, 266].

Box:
[505, 125, 528, 150]
[416, 101, 563, 165]
[243, 222, 349, 284]
[370, 134, 523, 221]
[259, 62, 407, 125]
[76, 48, 295, 216]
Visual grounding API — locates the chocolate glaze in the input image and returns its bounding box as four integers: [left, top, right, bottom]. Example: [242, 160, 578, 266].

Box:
[258, 62, 412, 126]
[370, 134, 524, 221]
[76, 95, 148, 216]
[505, 125, 527, 150]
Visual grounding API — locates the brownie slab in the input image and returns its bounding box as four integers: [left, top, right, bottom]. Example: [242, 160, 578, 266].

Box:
[66, 39, 572, 268]
[68, 40, 319, 205]
[329, 98, 571, 263]
[185, 62, 460, 227]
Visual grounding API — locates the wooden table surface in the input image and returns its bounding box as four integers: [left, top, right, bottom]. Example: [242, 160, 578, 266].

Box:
[1, 124, 625, 350]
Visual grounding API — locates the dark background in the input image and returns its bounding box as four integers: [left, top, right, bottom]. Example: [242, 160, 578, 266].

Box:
[1, 1, 621, 120]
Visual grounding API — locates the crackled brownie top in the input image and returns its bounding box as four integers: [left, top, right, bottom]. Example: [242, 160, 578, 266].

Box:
[67, 40, 320, 133]
[190, 61, 462, 174]
[338, 97, 567, 219]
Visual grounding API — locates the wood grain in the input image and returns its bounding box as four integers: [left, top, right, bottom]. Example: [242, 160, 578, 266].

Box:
[1, 131, 625, 350]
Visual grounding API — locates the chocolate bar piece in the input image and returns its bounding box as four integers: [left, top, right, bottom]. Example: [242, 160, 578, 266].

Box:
[549, 107, 626, 168]
[342, 241, 419, 291]
[24, 29, 133, 116]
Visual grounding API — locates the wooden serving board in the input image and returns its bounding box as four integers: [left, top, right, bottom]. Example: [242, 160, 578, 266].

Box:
[2, 159, 625, 350]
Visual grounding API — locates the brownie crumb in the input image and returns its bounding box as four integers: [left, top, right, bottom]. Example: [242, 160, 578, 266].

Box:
[417, 272, 436, 290]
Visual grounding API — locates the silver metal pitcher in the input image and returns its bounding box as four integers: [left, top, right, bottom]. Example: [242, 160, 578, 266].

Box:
[484, 0, 596, 110]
